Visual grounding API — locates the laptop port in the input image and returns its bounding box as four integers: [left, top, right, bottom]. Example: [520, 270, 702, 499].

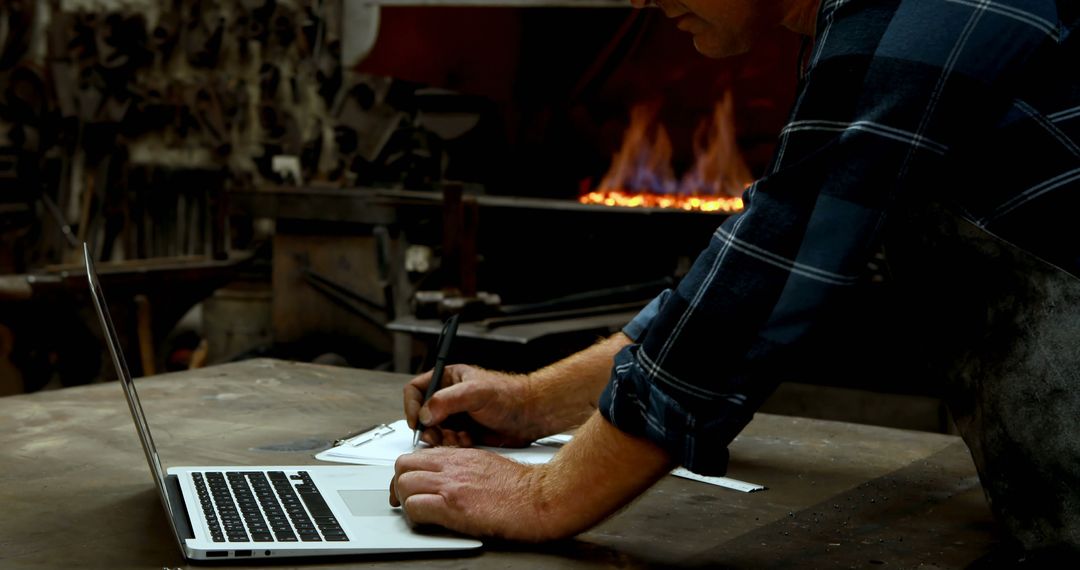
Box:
[234, 550, 252, 557]
[206, 551, 228, 558]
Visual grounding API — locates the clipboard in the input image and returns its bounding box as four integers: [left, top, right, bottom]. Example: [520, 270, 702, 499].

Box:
[316, 419, 567, 466]
[333, 423, 396, 447]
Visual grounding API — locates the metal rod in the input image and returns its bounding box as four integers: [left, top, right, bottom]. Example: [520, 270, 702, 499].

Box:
[357, 0, 630, 7]
[499, 277, 672, 316]
[482, 300, 647, 329]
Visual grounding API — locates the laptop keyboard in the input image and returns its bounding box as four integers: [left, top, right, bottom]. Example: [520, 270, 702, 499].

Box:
[191, 471, 349, 543]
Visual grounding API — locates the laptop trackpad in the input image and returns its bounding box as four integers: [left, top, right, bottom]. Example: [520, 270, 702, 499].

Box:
[338, 490, 396, 517]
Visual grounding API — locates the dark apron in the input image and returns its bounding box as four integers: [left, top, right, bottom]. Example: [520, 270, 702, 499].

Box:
[883, 200, 1080, 554]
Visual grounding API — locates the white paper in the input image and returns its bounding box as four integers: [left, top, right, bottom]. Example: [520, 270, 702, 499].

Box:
[316, 419, 765, 493]
[316, 419, 560, 466]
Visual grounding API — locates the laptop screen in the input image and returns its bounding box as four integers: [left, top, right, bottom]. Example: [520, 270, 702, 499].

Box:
[83, 244, 184, 549]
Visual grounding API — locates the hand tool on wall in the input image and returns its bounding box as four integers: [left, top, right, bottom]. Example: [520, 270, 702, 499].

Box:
[301, 266, 389, 328]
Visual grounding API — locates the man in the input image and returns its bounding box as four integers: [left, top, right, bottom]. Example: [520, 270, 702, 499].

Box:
[390, 0, 1080, 547]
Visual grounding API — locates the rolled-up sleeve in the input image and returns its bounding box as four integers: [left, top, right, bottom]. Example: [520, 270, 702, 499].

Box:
[600, 342, 739, 474]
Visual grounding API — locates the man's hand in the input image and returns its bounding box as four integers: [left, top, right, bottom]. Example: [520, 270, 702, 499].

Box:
[404, 365, 544, 448]
[389, 412, 674, 542]
[389, 447, 560, 542]
[404, 334, 635, 448]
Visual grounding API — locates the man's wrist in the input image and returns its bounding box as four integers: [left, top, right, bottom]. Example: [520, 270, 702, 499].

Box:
[527, 463, 564, 541]
[529, 460, 594, 541]
[517, 371, 549, 438]
[528, 413, 674, 540]
[523, 334, 634, 437]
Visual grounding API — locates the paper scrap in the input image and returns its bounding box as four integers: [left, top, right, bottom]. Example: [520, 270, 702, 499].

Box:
[670, 467, 766, 492]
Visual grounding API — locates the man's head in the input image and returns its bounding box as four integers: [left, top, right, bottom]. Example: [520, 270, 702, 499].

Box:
[631, 0, 819, 57]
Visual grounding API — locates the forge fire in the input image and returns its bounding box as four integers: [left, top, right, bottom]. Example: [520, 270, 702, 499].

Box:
[581, 92, 752, 213]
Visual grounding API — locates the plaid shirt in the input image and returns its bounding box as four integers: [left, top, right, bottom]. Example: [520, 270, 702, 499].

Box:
[599, 0, 1080, 475]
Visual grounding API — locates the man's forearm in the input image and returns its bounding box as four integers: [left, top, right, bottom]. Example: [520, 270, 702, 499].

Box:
[535, 412, 673, 539]
[523, 333, 633, 435]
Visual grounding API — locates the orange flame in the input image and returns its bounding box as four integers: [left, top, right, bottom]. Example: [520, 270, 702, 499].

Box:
[595, 104, 677, 195]
[581, 92, 751, 213]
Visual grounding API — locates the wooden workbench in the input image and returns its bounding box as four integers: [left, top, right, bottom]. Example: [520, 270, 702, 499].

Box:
[0, 359, 1001, 569]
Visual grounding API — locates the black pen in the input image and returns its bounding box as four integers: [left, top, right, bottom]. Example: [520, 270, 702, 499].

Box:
[414, 314, 461, 447]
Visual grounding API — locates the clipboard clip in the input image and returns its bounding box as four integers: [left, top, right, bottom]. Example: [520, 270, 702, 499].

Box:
[336, 423, 395, 447]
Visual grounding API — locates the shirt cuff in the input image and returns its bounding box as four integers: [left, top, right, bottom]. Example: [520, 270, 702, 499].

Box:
[621, 289, 673, 342]
[599, 343, 757, 476]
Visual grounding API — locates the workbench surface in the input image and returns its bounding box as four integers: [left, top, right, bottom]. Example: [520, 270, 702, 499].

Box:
[0, 359, 999, 568]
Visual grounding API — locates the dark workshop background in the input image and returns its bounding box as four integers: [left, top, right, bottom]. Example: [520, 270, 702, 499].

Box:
[0, 1, 949, 434]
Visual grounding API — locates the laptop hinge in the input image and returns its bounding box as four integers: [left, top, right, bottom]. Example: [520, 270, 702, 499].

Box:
[166, 474, 196, 541]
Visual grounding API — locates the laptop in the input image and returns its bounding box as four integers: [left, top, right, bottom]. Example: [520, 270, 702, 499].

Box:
[84, 244, 482, 561]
